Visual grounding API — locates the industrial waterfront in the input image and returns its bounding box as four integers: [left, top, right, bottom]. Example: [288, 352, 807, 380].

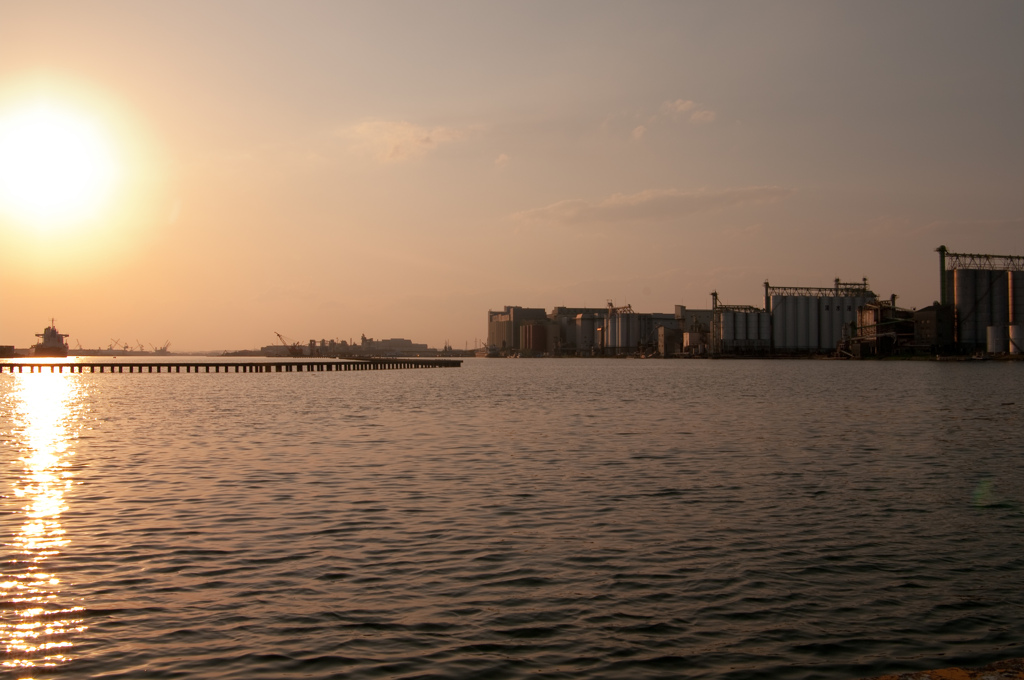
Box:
[2, 358, 1021, 679]
[486, 247, 1024, 359]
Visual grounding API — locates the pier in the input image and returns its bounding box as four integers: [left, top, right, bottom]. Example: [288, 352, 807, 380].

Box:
[0, 358, 462, 374]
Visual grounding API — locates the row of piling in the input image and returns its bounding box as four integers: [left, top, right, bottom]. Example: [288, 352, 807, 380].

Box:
[0, 359, 462, 374]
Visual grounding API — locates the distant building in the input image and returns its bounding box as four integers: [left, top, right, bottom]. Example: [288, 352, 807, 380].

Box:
[486, 303, 685, 356]
[913, 304, 955, 354]
[487, 306, 547, 353]
[936, 246, 1024, 352]
[359, 335, 430, 355]
[763, 279, 878, 354]
[852, 296, 915, 357]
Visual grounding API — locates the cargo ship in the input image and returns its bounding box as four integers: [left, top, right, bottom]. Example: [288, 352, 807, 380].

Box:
[33, 320, 70, 357]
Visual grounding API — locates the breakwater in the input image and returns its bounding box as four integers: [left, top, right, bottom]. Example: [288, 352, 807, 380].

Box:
[0, 358, 462, 373]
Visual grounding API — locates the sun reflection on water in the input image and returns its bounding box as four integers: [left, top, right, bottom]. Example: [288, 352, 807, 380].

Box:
[1, 373, 87, 672]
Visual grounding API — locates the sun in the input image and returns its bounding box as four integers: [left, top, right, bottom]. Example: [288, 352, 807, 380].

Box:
[0, 102, 119, 229]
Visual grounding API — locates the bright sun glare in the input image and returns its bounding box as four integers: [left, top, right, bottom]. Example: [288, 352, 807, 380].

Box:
[0, 103, 119, 229]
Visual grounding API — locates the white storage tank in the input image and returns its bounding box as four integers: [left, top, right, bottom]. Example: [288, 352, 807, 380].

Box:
[987, 325, 1008, 354]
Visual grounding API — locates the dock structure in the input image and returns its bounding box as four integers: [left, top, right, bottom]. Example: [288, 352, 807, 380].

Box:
[0, 358, 462, 374]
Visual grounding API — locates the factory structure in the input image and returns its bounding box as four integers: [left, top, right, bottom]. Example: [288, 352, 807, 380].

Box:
[485, 246, 1024, 358]
[938, 246, 1024, 354]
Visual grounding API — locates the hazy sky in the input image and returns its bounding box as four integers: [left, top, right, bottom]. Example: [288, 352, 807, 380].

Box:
[1, 1, 1021, 351]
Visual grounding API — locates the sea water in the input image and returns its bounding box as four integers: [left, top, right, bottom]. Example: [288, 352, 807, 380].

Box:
[2, 358, 1022, 679]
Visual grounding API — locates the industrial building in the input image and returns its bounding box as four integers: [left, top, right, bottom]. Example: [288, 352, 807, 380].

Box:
[486, 246, 1024, 359]
[850, 296, 916, 357]
[764, 279, 877, 354]
[938, 246, 1024, 354]
[485, 303, 690, 356]
[486, 306, 548, 354]
[912, 304, 955, 354]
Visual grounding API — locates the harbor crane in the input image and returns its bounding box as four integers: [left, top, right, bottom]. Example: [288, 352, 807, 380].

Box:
[274, 332, 305, 358]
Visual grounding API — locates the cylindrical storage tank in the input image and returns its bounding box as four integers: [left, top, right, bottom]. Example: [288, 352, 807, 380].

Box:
[987, 325, 1008, 354]
[819, 297, 834, 350]
[1010, 271, 1024, 326]
[807, 295, 819, 350]
[789, 297, 800, 348]
[954, 269, 977, 346]
[759, 311, 771, 343]
[795, 296, 809, 349]
[629, 314, 640, 351]
[721, 311, 735, 343]
[802, 296, 811, 350]
[991, 270, 1010, 327]
[772, 295, 787, 349]
[976, 270, 994, 342]
[1010, 325, 1024, 354]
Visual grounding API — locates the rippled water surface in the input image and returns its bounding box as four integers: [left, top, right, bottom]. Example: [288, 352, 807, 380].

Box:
[2, 358, 1023, 679]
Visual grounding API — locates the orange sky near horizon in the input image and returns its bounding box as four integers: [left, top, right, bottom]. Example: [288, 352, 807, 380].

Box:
[1, 1, 1021, 351]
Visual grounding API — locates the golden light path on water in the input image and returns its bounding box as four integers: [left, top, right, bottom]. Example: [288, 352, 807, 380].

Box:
[1, 372, 87, 674]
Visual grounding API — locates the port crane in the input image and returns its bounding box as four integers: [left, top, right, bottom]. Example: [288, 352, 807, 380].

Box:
[274, 332, 305, 357]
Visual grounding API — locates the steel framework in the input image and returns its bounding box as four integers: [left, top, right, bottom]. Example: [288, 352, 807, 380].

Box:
[936, 245, 1024, 306]
[764, 278, 876, 299]
[938, 247, 1024, 272]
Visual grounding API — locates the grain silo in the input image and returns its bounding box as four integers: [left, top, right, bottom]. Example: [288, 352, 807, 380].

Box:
[710, 292, 770, 355]
[764, 279, 876, 354]
[937, 246, 1024, 352]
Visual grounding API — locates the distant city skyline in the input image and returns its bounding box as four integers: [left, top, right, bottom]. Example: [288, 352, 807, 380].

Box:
[1, 1, 1021, 351]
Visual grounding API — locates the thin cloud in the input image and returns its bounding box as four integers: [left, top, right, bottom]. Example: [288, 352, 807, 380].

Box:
[342, 120, 463, 162]
[515, 187, 795, 226]
[689, 109, 716, 124]
[631, 125, 646, 140]
[660, 98, 715, 125]
[661, 99, 696, 116]
[494, 153, 511, 167]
